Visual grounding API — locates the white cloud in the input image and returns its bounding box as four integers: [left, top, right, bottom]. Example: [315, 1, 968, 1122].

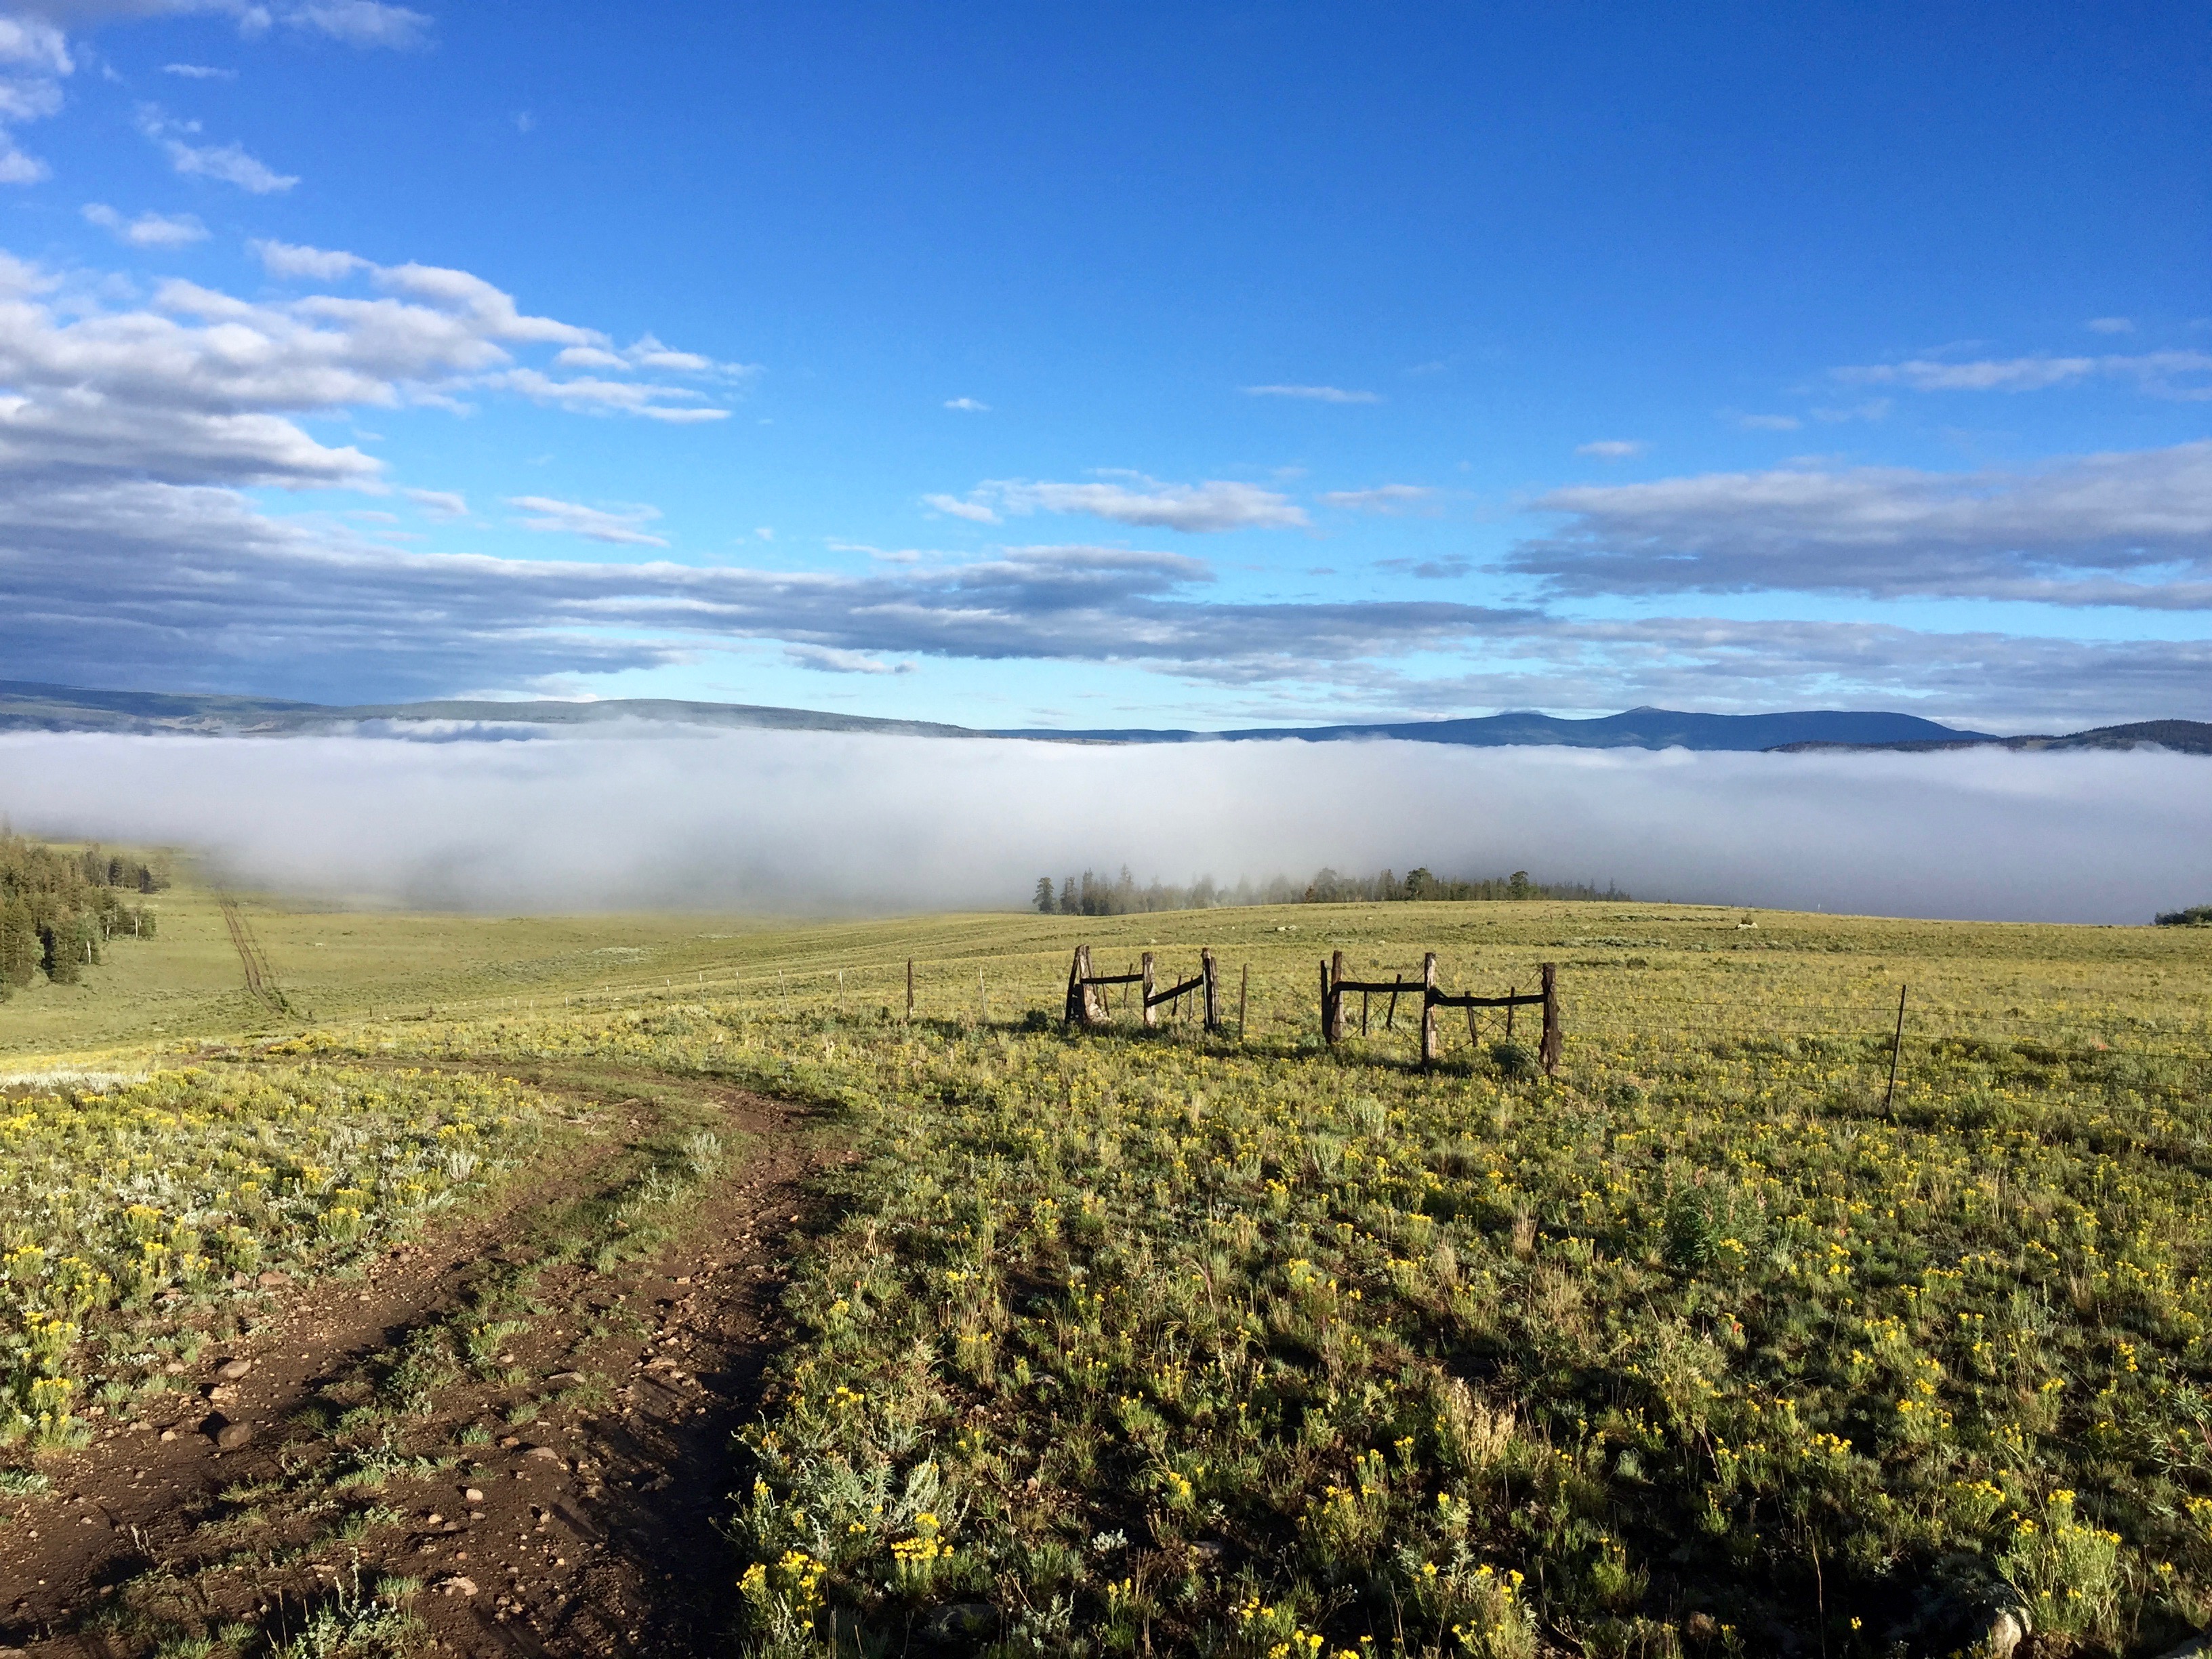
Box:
[625, 333, 713, 372]
[286, 0, 427, 47]
[786, 645, 914, 674]
[1575, 440, 1645, 459]
[4, 475, 2209, 725]
[6, 3, 264, 26]
[137, 106, 296, 192]
[0, 14, 69, 182]
[0, 142, 49, 182]
[924, 491, 1000, 523]
[499, 369, 726, 422]
[546, 333, 747, 379]
[401, 486, 466, 518]
[0, 15, 72, 70]
[1243, 384, 1381, 404]
[14, 2, 428, 43]
[1319, 484, 1435, 513]
[507, 495, 668, 547]
[82, 201, 209, 245]
[1835, 350, 2212, 398]
[250, 238, 367, 279]
[161, 60, 234, 77]
[1520, 441, 2212, 606]
[1736, 413, 1803, 431]
[0, 247, 737, 494]
[935, 474, 1309, 533]
[2087, 316, 2135, 335]
[943, 396, 989, 412]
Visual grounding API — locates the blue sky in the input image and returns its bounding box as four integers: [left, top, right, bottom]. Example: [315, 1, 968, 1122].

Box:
[0, 1, 2207, 729]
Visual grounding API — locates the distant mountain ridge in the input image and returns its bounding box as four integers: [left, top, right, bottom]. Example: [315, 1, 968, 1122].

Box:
[987, 707, 1999, 750]
[0, 680, 2202, 754]
[0, 681, 972, 739]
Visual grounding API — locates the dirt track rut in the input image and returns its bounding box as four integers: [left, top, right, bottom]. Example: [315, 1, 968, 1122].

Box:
[0, 1071, 836, 1658]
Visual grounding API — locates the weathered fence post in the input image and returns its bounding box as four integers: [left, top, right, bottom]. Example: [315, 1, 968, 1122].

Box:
[1141, 951, 1158, 1029]
[1505, 988, 1516, 1040]
[1540, 962, 1561, 1077]
[1420, 952, 1439, 1068]
[1328, 951, 1347, 1043]
[1238, 962, 1248, 1041]
[1067, 945, 1108, 1027]
[1386, 977, 1401, 1031]
[1202, 949, 1219, 1033]
[1884, 983, 1906, 1115]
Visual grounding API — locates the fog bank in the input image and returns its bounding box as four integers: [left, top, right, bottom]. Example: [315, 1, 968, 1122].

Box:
[0, 730, 2205, 923]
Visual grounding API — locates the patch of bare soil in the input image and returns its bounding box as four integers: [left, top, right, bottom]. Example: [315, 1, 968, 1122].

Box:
[0, 1073, 840, 1659]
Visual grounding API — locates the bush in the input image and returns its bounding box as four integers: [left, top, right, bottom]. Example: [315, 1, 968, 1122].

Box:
[1489, 1040, 1536, 1079]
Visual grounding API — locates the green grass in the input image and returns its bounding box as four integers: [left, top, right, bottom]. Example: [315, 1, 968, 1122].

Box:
[0, 1063, 546, 1448]
[9, 870, 2212, 1656]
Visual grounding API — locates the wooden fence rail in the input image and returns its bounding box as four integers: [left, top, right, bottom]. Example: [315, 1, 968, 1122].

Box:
[1323, 950, 1560, 1073]
[1065, 945, 1221, 1032]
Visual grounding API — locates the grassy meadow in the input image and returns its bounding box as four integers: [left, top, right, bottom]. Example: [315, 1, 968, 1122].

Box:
[5, 856, 2212, 1656]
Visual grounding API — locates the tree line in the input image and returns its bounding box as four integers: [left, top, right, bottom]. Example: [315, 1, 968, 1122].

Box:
[1033, 865, 1627, 916]
[1, 834, 167, 995]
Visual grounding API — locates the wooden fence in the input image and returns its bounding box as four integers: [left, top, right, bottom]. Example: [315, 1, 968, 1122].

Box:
[1064, 945, 1223, 1033]
[1322, 951, 1560, 1074]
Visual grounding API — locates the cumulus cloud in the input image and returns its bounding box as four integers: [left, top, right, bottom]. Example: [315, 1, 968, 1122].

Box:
[930, 474, 1309, 533]
[785, 644, 914, 674]
[13, 0, 426, 45]
[287, 0, 428, 47]
[943, 396, 989, 412]
[497, 368, 727, 423]
[251, 238, 367, 279]
[0, 14, 69, 182]
[1320, 485, 1435, 514]
[1835, 350, 2212, 399]
[0, 245, 734, 494]
[136, 106, 295, 191]
[161, 60, 234, 77]
[0, 731, 2204, 924]
[1243, 384, 1382, 404]
[81, 201, 208, 245]
[0, 493, 1553, 698]
[923, 492, 1002, 523]
[9, 473, 2207, 723]
[549, 333, 747, 380]
[401, 486, 466, 518]
[1517, 441, 2212, 607]
[1575, 440, 1645, 459]
[506, 495, 667, 548]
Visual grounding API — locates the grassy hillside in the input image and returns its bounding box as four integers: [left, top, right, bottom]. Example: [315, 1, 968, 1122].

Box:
[5, 871, 2212, 1657]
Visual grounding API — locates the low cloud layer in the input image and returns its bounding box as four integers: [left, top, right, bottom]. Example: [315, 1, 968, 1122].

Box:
[1, 731, 2204, 923]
